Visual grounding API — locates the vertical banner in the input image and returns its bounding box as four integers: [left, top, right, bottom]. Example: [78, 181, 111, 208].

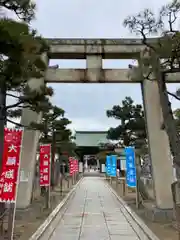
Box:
[0, 128, 23, 202]
[111, 155, 117, 177]
[39, 144, 51, 186]
[125, 147, 137, 188]
[106, 155, 111, 176]
[73, 159, 77, 173]
[69, 157, 74, 176]
[75, 159, 78, 173]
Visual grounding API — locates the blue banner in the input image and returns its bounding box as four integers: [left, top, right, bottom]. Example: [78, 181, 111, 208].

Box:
[125, 147, 136, 188]
[111, 155, 117, 177]
[106, 155, 111, 176]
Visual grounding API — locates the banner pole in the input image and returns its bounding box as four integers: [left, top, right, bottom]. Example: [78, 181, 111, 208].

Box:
[7, 128, 24, 240]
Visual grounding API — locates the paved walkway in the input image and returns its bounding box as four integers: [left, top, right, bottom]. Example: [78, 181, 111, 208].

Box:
[49, 177, 152, 240]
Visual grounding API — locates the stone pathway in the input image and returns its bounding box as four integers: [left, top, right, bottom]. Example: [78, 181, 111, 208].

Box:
[48, 177, 153, 240]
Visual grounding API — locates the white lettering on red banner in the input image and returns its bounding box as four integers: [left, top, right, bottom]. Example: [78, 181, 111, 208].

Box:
[69, 157, 74, 176]
[69, 157, 78, 175]
[39, 144, 51, 186]
[0, 128, 23, 202]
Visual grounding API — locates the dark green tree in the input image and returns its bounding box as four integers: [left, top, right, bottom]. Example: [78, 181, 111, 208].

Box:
[0, 0, 54, 226]
[173, 109, 180, 131]
[106, 97, 147, 151]
[0, 0, 53, 170]
[123, 0, 180, 177]
[34, 105, 74, 186]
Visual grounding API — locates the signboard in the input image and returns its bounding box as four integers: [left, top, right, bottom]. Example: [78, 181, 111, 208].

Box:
[39, 144, 51, 186]
[0, 128, 23, 202]
[120, 155, 126, 170]
[79, 162, 83, 173]
[110, 155, 117, 177]
[125, 147, 137, 188]
[101, 164, 105, 173]
[141, 154, 152, 178]
[69, 157, 74, 176]
[106, 156, 111, 176]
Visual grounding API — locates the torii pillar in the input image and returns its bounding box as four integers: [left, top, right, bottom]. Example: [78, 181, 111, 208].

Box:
[142, 79, 174, 209]
[17, 54, 48, 208]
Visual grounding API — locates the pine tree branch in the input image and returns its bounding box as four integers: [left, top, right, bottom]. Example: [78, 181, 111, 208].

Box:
[7, 118, 27, 128]
[6, 101, 24, 110]
[6, 93, 20, 99]
[1, 0, 35, 22]
[7, 118, 38, 130]
[15, 105, 31, 108]
[167, 91, 180, 101]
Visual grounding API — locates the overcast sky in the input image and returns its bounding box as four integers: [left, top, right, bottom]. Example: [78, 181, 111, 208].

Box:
[29, 0, 180, 131]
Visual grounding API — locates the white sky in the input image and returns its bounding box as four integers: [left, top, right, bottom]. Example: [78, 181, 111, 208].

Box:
[8, 0, 180, 131]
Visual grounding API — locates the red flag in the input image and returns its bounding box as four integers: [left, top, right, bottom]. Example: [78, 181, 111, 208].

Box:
[39, 144, 51, 186]
[0, 128, 23, 202]
[69, 157, 74, 176]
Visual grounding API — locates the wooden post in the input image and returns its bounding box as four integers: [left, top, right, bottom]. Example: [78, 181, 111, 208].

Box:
[135, 154, 141, 209]
[116, 175, 118, 189]
[45, 185, 50, 208]
[60, 173, 63, 196]
[72, 174, 74, 185]
[122, 178, 126, 196]
[7, 203, 15, 240]
[67, 175, 70, 188]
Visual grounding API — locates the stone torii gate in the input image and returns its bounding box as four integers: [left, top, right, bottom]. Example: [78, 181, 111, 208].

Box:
[17, 38, 180, 210]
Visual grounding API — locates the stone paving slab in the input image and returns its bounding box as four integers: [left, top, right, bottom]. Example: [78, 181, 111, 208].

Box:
[48, 177, 153, 240]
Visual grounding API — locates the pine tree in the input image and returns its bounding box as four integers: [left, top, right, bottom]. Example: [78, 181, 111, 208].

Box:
[33, 105, 74, 187]
[0, 1, 53, 171]
[123, 0, 180, 178]
[106, 96, 147, 153]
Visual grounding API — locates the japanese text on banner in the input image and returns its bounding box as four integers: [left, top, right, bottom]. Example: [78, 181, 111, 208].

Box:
[73, 159, 77, 173]
[125, 147, 137, 188]
[106, 155, 111, 176]
[0, 128, 23, 203]
[75, 160, 78, 173]
[110, 155, 117, 177]
[69, 157, 74, 175]
[39, 144, 51, 186]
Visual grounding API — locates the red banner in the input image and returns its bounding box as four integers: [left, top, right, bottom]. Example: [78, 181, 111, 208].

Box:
[69, 157, 74, 176]
[73, 159, 77, 173]
[73, 159, 76, 173]
[75, 160, 79, 173]
[0, 128, 23, 202]
[39, 144, 51, 186]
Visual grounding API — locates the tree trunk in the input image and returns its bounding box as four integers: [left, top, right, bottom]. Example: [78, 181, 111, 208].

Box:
[0, 80, 6, 169]
[154, 59, 180, 179]
[0, 80, 6, 229]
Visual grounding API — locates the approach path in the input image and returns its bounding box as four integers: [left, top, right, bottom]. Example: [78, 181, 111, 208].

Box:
[43, 177, 159, 240]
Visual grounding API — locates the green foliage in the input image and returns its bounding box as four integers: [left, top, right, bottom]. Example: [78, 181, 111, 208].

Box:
[173, 109, 180, 130]
[123, 0, 180, 174]
[106, 97, 147, 150]
[123, 0, 180, 76]
[0, 0, 53, 127]
[33, 105, 75, 154]
[0, 0, 36, 22]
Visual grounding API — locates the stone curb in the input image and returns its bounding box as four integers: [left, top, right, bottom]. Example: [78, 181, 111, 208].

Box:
[105, 181, 160, 240]
[29, 177, 83, 240]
